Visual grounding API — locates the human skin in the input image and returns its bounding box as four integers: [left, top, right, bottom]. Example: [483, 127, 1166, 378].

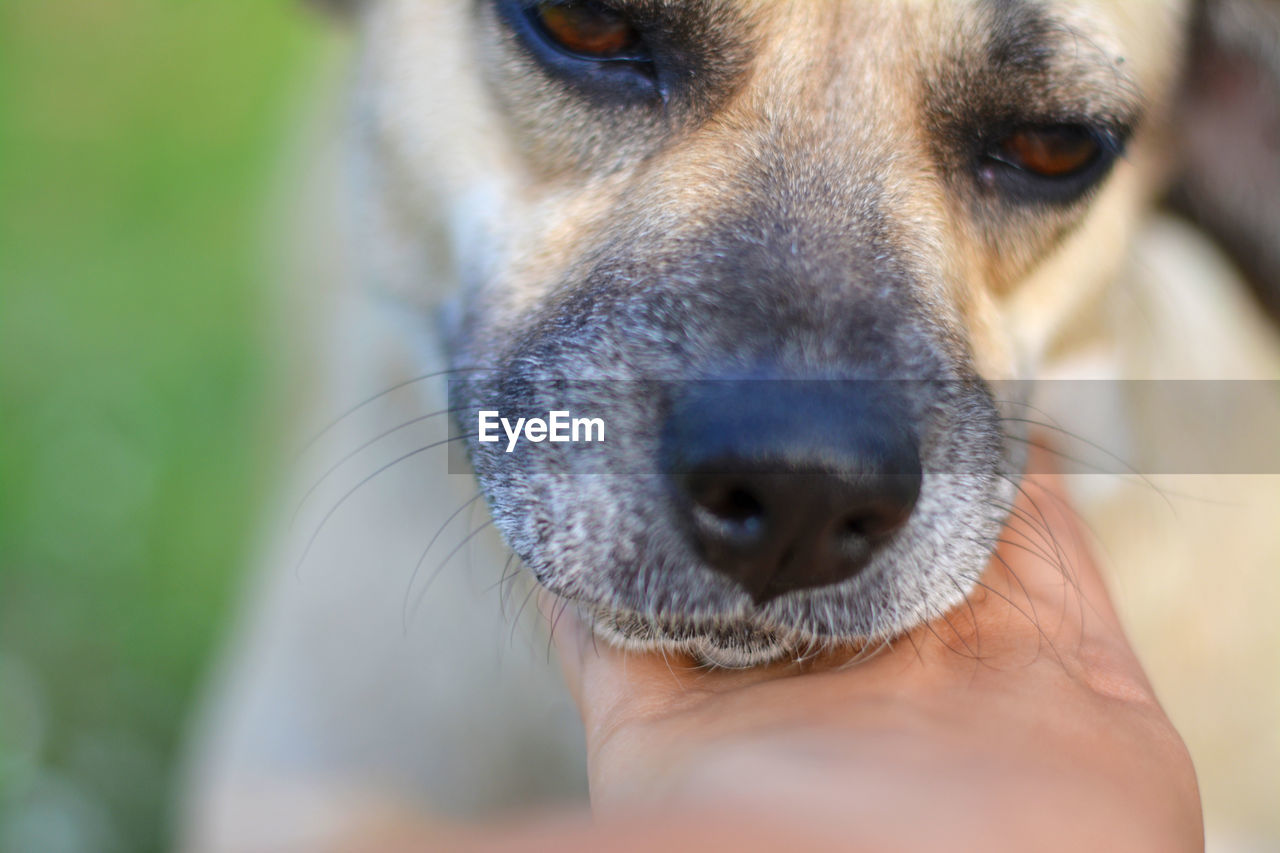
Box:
[336, 443, 1204, 852]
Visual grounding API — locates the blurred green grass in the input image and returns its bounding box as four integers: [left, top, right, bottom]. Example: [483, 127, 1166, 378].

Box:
[0, 2, 338, 850]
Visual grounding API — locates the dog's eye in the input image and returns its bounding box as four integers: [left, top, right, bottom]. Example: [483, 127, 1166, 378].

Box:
[992, 126, 1102, 177]
[530, 1, 644, 60]
[980, 124, 1122, 204]
[499, 0, 658, 102]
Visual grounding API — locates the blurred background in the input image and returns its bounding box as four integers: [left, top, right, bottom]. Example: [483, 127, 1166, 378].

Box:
[0, 2, 342, 851]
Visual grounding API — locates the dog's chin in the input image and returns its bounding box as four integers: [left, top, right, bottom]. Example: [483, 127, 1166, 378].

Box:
[584, 604, 861, 669]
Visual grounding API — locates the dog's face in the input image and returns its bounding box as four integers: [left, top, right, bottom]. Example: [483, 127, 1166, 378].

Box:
[349, 0, 1195, 664]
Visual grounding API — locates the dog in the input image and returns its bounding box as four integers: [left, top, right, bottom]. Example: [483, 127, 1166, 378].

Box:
[181, 0, 1280, 848]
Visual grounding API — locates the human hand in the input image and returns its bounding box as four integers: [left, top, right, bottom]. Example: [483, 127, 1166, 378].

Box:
[545, 443, 1202, 851]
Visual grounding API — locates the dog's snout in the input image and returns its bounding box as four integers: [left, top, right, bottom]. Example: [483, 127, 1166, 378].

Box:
[663, 381, 922, 604]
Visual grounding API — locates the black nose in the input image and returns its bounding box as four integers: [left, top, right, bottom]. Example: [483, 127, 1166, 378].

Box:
[662, 380, 922, 604]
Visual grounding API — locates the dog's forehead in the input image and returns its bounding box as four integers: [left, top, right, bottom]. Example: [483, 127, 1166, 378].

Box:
[711, 0, 1186, 101]
[598, 0, 1187, 68]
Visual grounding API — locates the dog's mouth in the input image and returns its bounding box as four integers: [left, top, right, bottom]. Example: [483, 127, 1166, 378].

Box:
[585, 604, 812, 668]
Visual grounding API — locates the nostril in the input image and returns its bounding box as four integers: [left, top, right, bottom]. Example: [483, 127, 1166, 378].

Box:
[688, 479, 768, 543]
[839, 502, 909, 541]
[834, 512, 883, 561]
[703, 485, 765, 524]
[840, 513, 875, 540]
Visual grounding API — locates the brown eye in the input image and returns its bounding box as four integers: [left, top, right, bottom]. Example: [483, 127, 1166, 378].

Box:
[533, 1, 639, 59]
[996, 126, 1102, 177]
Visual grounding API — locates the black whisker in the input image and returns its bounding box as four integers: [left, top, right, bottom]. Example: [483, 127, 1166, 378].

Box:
[995, 477, 1075, 587]
[948, 574, 983, 658]
[921, 606, 979, 661]
[1001, 474, 1115, 566]
[1000, 479, 1089, 639]
[294, 433, 475, 576]
[406, 519, 497, 624]
[546, 595, 573, 665]
[987, 496, 1070, 569]
[486, 552, 521, 617]
[295, 366, 492, 459]
[509, 583, 540, 649]
[400, 491, 485, 631]
[902, 623, 927, 665]
[292, 405, 469, 527]
[935, 605, 981, 660]
[1001, 417, 1174, 513]
[972, 568, 1066, 666]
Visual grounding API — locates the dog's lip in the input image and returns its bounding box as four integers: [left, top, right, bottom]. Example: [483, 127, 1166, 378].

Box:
[577, 601, 846, 668]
